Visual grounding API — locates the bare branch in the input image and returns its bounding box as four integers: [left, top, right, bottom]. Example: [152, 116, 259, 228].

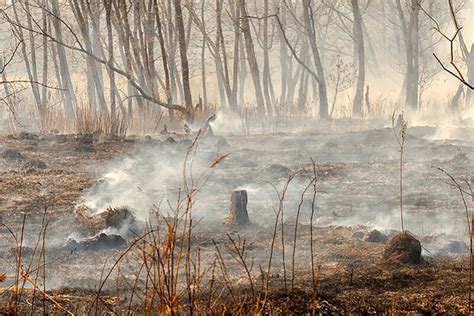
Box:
[0, 40, 23, 74]
[0, 80, 65, 90]
[274, 12, 321, 84]
[421, 1, 473, 90]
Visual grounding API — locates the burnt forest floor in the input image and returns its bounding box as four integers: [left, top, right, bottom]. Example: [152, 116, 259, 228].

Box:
[0, 119, 473, 314]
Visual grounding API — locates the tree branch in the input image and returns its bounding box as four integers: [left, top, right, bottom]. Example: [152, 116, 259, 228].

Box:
[0, 40, 23, 74]
[275, 11, 321, 84]
[420, 1, 473, 90]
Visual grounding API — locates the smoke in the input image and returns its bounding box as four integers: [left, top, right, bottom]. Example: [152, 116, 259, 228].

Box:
[208, 109, 244, 135]
[76, 123, 472, 248]
[81, 141, 212, 221]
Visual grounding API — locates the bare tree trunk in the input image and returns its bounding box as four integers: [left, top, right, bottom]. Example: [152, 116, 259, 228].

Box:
[396, 0, 420, 111]
[155, 0, 172, 104]
[229, 0, 241, 111]
[88, 0, 107, 114]
[12, 1, 46, 126]
[165, 0, 180, 106]
[365, 85, 372, 115]
[262, 0, 275, 116]
[287, 62, 303, 114]
[464, 46, 474, 107]
[200, 0, 208, 108]
[51, 0, 77, 124]
[216, 0, 233, 110]
[449, 83, 464, 114]
[408, 0, 420, 111]
[24, 0, 42, 110]
[361, 20, 379, 73]
[239, 0, 266, 115]
[302, 0, 328, 118]
[40, 7, 49, 126]
[297, 66, 310, 114]
[144, 0, 159, 101]
[189, 0, 240, 112]
[173, 0, 193, 121]
[351, 0, 365, 116]
[238, 36, 248, 107]
[104, 0, 117, 116]
[70, 0, 96, 114]
[114, 0, 136, 119]
[278, 3, 289, 114]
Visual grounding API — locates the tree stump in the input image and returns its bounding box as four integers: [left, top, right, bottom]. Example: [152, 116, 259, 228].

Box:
[227, 190, 250, 226]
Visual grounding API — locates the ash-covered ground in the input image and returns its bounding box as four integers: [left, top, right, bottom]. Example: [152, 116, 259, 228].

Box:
[0, 118, 473, 313]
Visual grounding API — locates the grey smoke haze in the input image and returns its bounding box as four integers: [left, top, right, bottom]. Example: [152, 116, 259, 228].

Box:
[79, 120, 473, 246]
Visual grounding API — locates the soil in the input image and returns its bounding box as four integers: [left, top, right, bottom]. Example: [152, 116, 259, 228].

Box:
[0, 120, 473, 314]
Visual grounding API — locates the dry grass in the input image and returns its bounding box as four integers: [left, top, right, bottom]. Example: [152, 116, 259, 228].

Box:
[75, 106, 129, 139]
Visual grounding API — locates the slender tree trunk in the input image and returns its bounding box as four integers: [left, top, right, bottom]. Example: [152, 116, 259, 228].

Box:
[51, 0, 77, 125]
[262, 0, 274, 116]
[70, 0, 96, 113]
[200, 0, 208, 108]
[229, 0, 241, 111]
[144, 0, 159, 101]
[114, 0, 135, 119]
[397, 0, 420, 111]
[238, 36, 248, 107]
[13, 1, 45, 125]
[287, 62, 303, 113]
[104, 0, 117, 116]
[464, 45, 474, 107]
[216, 0, 233, 110]
[449, 83, 464, 114]
[302, 0, 328, 118]
[239, 0, 266, 115]
[351, 0, 365, 116]
[88, 0, 107, 114]
[365, 85, 372, 115]
[166, 0, 180, 105]
[173, 0, 193, 120]
[40, 8, 49, 126]
[297, 66, 310, 114]
[155, 0, 172, 104]
[278, 3, 289, 114]
[24, 0, 42, 109]
[409, 0, 420, 110]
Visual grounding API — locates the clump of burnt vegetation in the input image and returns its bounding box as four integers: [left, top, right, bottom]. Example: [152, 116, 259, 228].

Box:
[383, 232, 422, 265]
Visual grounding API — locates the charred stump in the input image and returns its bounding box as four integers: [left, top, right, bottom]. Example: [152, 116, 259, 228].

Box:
[226, 190, 250, 226]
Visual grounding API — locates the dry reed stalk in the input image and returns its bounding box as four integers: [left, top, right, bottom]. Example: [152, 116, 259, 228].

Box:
[20, 272, 74, 316]
[436, 168, 473, 314]
[226, 234, 255, 296]
[309, 159, 318, 301]
[392, 112, 407, 231]
[291, 171, 317, 289]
